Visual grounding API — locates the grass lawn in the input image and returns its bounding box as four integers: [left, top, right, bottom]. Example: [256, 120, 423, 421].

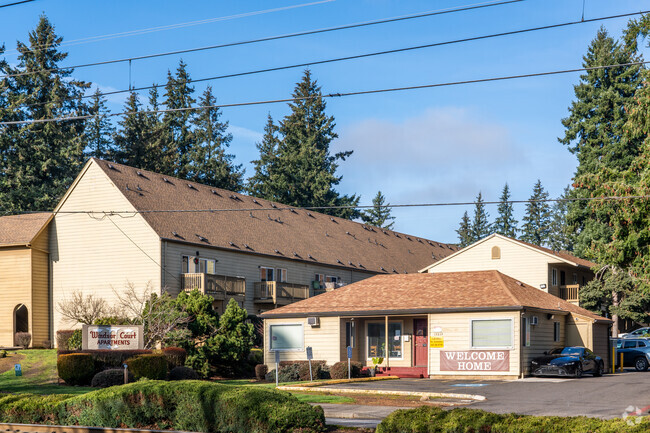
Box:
[0, 349, 92, 395]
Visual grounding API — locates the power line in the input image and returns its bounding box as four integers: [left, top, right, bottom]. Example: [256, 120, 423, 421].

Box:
[1, 0, 524, 79]
[0, 0, 35, 9]
[1, 0, 334, 57]
[2, 60, 648, 126]
[8, 194, 650, 217]
[11, 9, 648, 111]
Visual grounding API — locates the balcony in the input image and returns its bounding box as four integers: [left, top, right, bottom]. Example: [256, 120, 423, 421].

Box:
[181, 273, 245, 300]
[559, 284, 580, 303]
[254, 281, 310, 305]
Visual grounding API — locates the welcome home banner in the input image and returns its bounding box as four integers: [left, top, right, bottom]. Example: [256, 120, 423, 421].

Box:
[440, 350, 509, 371]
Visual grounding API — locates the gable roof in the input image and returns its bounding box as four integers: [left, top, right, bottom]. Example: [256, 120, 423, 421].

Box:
[89, 158, 458, 274]
[260, 270, 610, 322]
[420, 233, 596, 272]
[0, 212, 52, 247]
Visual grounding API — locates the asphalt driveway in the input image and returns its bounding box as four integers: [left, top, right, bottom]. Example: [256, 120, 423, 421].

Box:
[321, 371, 650, 419]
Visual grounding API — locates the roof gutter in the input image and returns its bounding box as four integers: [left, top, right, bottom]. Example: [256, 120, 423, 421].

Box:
[260, 305, 525, 319]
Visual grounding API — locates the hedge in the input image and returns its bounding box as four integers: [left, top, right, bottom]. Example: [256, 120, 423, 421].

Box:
[330, 361, 362, 379]
[0, 394, 72, 424]
[168, 366, 200, 381]
[162, 347, 187, 369]
[91, 369, 134, 388]
[125, 354, 167, 380]
[57, 353, 95, 386]
[58, 349, 153, 369]
[376, 407, 650, 433]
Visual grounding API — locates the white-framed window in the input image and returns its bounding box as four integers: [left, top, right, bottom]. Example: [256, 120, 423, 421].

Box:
[345, 321, 355, 348]
[553, 322, 560, 342]
[366, 321, 403, 359]
[471, 318, 513, 349]
[314, 273, 325, 283]
[326, 275, 339, 283]
[276, 268, 287, 282]
[182, 255, 216, 274]
[551, 268, 558, 286]
[260, 266, 274, 281]
[522, 317, 531, 347]
[269, 323, 304, 351]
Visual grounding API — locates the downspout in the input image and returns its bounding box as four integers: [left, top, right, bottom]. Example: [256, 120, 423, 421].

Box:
[520, 311, 525, 379]
[161, 240, 166, 291]
[385, 315, 389, 370]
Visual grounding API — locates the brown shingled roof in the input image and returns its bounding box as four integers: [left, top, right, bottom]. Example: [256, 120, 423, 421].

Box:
[260, 270, 609, 322]
[514, 238, 596, 269]
[0, 212, 51, 246]
[92, 159, 458, 274]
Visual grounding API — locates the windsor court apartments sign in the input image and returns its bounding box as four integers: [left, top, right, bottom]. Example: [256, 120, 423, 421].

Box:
[82, 324, 144, 350]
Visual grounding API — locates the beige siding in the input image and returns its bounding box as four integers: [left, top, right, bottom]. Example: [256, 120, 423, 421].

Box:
[592, 322, 611, 370]
[51, 161, 161, 338]
[0, 248, 32, 346]
[428, 311, 521, 377]
[31, 246, 50, 347]
[521, 311, 566, 374]
[565, 315, 591, 348]
[263, 317, 340, 365]
[163, 241, 374, 314]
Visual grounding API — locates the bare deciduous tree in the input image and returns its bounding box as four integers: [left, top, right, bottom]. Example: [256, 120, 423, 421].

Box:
[56, 291, 110, 325]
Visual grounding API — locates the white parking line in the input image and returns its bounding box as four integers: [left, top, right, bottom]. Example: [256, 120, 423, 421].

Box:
[519, 377, 576, 383]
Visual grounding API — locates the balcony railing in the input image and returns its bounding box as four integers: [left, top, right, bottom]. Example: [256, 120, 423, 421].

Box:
[559, 284, 580, 302]
[181, 273, 245, 299]
[254, 281, 309, 305]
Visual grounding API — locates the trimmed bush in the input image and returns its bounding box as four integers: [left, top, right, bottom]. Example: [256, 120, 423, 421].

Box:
[249, 347, 263, 365]
[91, 369, 134, 388]
[163, 347, 187, 369]
[298, 361, 328, 381]
[68, 329, 82, 350]
[168, 366, 200, 381]
[330, 361, 362, 379]
[58, 349, 153, 370]
[56, 330, 75, 350]
[255, 364, 268, 381]
[15, 332, 31, 349]
[59, 380, 326, 432]
[125, 353, 167, 380]
[376, 406, 650, 433]
[265, 363, 301, 382]
[57, 353, 95, 386]
[0, 394, 72, 424]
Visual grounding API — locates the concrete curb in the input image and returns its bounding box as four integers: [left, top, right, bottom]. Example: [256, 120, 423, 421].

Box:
[279, 385, 486, 402]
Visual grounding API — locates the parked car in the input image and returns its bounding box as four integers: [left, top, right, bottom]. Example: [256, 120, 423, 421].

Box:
[530, 347, 604, 378]
[619, 327, 650, 338]
[615, 339, 650, 371]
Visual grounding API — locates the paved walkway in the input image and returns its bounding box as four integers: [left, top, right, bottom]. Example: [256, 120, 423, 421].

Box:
[315, 404, 407, 428]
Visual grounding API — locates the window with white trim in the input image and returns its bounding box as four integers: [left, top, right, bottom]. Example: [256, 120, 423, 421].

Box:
[276, 268, 287, 282]
[314, 273, 325, 283]
[182, 256, 216, 274]
[367, 322, 403, 359]
[551, 268, 558, 286]
[326, 275, 339, 283]
[260, 266, 274, 281]
[471, 319, 513, 349]
[269, 324, 304, 351]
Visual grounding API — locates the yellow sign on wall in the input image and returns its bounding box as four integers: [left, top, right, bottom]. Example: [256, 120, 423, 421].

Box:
[430, 336, 444, 348]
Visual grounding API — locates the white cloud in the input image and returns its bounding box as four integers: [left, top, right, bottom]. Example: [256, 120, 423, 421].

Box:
[228, 124, 263, 143]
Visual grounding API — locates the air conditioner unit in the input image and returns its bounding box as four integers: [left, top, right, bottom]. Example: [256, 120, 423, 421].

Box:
[307, 317, 320, 327]
[531, 316, 538, 326]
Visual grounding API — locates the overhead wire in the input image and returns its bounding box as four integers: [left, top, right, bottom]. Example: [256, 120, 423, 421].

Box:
[9, 9, 649, 112]
[0, 0, 524, 79]
[2, 59, 648, 126]
[0, 0, 35, 9]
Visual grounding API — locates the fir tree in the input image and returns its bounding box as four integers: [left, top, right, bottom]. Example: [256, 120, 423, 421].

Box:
[113, 92, 150, 169]
[493, 183, 517, 238]
[361, 191, 395, 229]
[470, 192, 491, 242]
[547, 186, 573, 252]
[560, 26, 642, 258]
[247, 114, 279, 198]
[0, 16, 89, 212]
[456, 211, 472, 248]
[250, 70, 359, 219]
[85, 89, 114, 160]
[190, 86, 243, 191]
[143, 85, 168, 173]
[520, 180, 551, 246]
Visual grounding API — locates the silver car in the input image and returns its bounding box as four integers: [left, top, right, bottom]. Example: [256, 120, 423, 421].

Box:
[619, 327, 650, 339]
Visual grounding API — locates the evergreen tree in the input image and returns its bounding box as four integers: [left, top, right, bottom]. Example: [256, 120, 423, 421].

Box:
[547, 186, 573, 252]
[85, 89, 114, 160]
[361, 191, 395, 229]
[493, 183, 517, 238]
[520, 180, 551, 246]
[162, 60, 196, 179]
[470, 192, 491, 242]
[456, 211, 472, 248]
[114, 92, 150, 169]
[142, 85, 168, 172]
[0, 16, 89, 212]
[247, 114, 279, 198]
[190, 86, 243, 191]
[560, 26, 642, 258]
[249, 70, 359, 218]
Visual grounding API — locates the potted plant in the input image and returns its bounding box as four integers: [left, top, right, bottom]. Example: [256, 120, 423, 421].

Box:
[370, 357, 384, 377]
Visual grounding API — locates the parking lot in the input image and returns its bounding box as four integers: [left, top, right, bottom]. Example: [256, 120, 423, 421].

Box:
[322, 371, 650, 419]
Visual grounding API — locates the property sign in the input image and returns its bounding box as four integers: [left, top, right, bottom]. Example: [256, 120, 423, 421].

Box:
[430, 336, 444, 348]
[82, 325, 144, 350]
[440, 350, 510, 372]
[14, 364, 21, 376]
[306, 346, 313, 360]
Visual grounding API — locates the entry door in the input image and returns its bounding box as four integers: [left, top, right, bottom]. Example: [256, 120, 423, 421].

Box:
[413, 319, 428, 366]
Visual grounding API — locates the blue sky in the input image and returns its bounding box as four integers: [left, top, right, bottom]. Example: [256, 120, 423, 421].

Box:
[1, 0, 648, 243]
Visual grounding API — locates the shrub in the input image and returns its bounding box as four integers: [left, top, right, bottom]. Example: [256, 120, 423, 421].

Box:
[58, 380, 326, 432]
[376, 407, 650, 433]
[249, 347, 263, 365]
[93, 316, 132, 325]
[125, 354, 167, 380]
[255, 364, 268, 381]
[68, 329, 82, 350]
[168, 366, 200, 381]
[0, 393, 72, 424]
[15, 332, 31, 349]
[298, 361, 328, 381]
[57, 353, 95, 386]
[91, 369, 134, 388]
[330, 361, 362, 379]
[56, 349, 153, 370]
[41, 340, 52, 349]
[56, 330, 76, 350]
[163, 347, 187, 369]
[265, 363, 301, 382]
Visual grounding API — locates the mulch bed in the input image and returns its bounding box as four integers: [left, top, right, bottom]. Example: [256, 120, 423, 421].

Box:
[0, 352, 24, 374]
